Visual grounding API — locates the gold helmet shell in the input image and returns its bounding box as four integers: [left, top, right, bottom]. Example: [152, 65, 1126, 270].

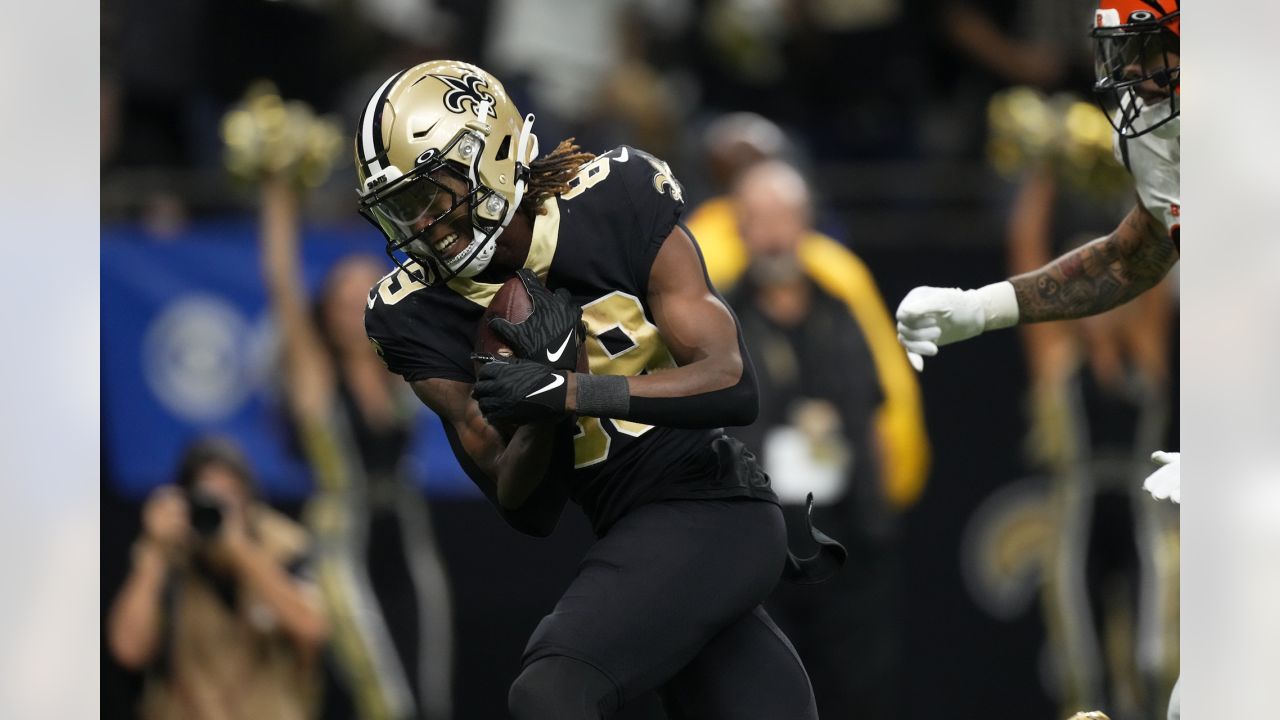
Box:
[354, 60, 539, 284]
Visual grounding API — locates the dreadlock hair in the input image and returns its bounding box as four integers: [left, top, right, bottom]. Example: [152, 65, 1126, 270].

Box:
[522, 139, 595, 214]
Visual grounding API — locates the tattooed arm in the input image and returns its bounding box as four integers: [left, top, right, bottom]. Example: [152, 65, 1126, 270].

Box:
[1011, 202, 1179, 323]
[897, 200, 1179, 369]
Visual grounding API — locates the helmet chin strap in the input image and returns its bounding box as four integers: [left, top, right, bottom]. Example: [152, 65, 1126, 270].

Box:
[451, 112, 539, 279]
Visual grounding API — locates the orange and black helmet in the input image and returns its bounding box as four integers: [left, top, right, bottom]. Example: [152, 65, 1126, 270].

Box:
[1092, 0, 1180, 138]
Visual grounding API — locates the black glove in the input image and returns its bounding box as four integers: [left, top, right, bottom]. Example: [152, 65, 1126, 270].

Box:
[489, 268, 583, 371]
[471, 356, 569, 425]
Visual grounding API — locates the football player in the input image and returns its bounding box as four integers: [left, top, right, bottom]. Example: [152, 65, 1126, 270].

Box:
[897, 1, 1180, 498]
[896, 3, 1180, 717]
[359, 60, 833, 719]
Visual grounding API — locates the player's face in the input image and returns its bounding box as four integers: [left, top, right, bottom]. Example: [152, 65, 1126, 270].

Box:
[408, 165, 475, 262]
[365, 161, 476, 271]
[736, 188, 807, 258]
[1129, 47, 1179, 102]
[1099, 30, 1179, 103]
[194, 464, 251, 520]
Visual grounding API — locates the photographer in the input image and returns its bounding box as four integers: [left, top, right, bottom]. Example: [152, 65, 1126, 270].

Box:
[107, 437, 329, 720]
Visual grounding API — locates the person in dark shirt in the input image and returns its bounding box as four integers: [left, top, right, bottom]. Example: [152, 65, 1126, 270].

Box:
[358, 59, 834, 719]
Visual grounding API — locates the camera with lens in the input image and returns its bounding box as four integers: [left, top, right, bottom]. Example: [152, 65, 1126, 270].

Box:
[186, 489, 225, 539]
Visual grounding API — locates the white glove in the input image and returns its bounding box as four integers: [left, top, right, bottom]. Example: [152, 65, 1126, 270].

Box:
[1143, 451, 1180, 504]
[895, 282, 1019, 371]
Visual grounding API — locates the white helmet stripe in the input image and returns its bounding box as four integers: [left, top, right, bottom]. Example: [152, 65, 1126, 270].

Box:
[359, 70, 407, 175]
[1095, 8, 1121, 28]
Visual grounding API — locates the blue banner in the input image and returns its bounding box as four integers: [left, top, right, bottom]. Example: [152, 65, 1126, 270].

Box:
[102, 221, 479, 500]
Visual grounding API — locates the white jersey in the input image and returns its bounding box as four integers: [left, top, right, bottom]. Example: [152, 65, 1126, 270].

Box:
[1113, 101, 1181, 243]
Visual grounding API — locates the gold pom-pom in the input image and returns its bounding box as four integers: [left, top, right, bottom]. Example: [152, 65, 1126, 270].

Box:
[220, 80, 343, 190]
[986, 87, 1130, 199]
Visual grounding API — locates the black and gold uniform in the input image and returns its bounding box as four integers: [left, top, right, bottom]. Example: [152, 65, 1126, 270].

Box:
[366, 146, 778, 535]
[366, 147, 817, 719]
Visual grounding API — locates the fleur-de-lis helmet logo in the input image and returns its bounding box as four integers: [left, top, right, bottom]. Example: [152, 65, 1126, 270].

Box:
[431, 72, 498, 118]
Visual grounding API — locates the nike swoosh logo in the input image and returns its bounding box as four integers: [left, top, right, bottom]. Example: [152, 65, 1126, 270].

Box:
[546, 330, 574, 362]
[614, 147, 629, 163]
[526, 373, 565, 398]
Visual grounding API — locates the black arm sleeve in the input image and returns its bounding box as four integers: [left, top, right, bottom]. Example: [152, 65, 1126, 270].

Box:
[439, 421, 569, 538]
[618, 222, 759, 428]
[624, 326, 759, 428]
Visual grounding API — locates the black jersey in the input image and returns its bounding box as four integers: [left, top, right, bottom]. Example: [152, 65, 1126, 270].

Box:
[365, 146, 776, 534]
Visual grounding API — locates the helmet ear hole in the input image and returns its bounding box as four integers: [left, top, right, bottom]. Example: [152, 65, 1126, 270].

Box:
[495, 134, 512, 162]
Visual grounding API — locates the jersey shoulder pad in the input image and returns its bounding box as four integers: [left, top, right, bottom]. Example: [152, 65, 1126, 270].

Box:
[603, 146, 687, 273]
[563, 146, 685, 222]
[553, 146, 689, 292]
[364, 266, 473, 383]
[609, 145, 686, 221]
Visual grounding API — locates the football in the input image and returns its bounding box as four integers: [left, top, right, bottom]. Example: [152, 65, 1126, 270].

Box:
[474, 275, 533, 374]
[474, 275, 590, 377]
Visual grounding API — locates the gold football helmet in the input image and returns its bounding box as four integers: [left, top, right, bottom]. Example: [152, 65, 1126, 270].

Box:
[354, 60, 539, 284]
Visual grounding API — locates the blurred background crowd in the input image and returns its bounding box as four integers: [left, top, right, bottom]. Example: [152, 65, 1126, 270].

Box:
[101, 0, 1178, 718]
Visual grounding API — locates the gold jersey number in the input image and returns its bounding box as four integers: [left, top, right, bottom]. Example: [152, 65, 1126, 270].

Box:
[573, 292, 676, 468]
[560, 154, 612, 201]
[561, 147, 684, 203]
[370, 261, 428, 307]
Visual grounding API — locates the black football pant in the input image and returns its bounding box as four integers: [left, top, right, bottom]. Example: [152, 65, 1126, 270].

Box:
[509, 497, 817, 720]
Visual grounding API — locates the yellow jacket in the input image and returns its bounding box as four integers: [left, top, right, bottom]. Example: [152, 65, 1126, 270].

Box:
[685, 196, 930, 508]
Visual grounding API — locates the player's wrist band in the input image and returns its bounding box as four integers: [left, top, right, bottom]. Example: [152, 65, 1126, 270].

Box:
[575, 374, 630, 418]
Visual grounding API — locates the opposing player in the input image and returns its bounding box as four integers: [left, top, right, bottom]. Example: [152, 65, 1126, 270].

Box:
[897, 3, 1181, 717]
[897, 0, 1180, 498]
[359, 60, 833, 719]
